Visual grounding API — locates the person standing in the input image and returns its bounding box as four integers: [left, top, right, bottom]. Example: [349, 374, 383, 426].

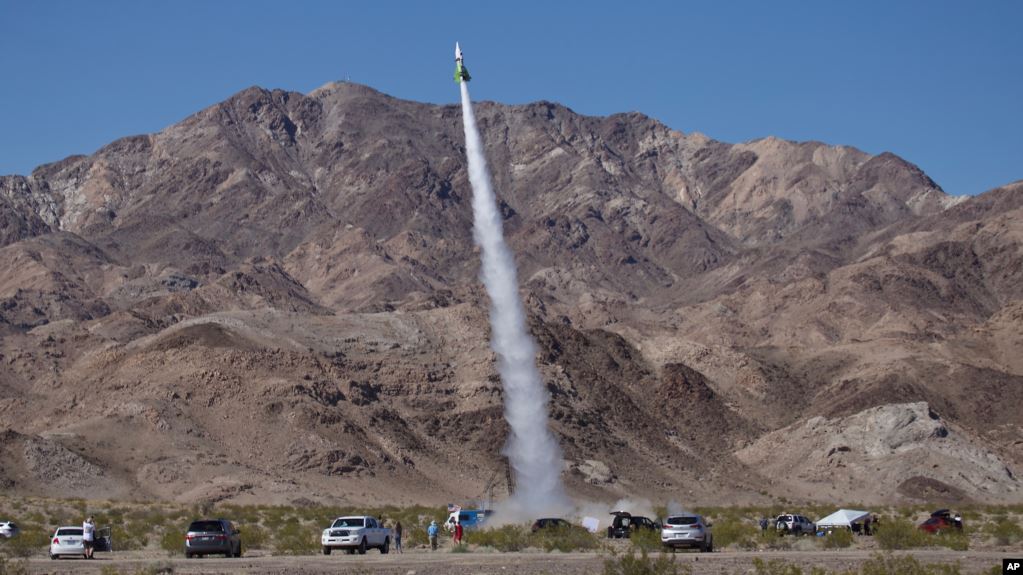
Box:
[427, 520, 439, 550]
[82, 516, 95, 559]
[454, 520, 464, 545]
[394, 521, 403, 553]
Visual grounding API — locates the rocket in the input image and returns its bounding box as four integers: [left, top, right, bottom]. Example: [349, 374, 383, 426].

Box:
[454, 42, 471, 83]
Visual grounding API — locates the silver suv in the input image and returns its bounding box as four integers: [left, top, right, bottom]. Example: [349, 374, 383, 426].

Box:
[661, 514, 713, 552]
[774, 513, 815, 535]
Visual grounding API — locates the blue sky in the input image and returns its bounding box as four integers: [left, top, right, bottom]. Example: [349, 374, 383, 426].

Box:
[2, 0, 1020, 196]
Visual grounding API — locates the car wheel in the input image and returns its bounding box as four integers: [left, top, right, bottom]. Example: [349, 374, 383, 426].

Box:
[323, 546, 331, 555]
[381, 537, 390, 554]
[49, 554, 57, 560]
[235, 543, 243, 558]
[185, 551, 194, 559]
[707, 537, 714, 552]
[358, 538, 367, 555]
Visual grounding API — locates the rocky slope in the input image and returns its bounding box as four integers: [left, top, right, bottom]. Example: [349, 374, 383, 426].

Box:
[0, 83, 1020, 507]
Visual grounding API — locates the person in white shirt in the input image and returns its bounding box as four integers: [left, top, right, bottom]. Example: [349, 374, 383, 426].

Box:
[82, 516, 95, 559]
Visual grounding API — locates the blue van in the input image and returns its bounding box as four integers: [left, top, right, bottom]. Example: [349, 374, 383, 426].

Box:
[444, 508, 490, 530]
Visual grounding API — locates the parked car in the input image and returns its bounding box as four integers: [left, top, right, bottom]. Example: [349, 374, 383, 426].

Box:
[49, 526, 85, 560]
[444, 508, 489, 531]
[661, 514, 713, 552]
[607, 511, 661, 539]
[321, 515, 390, 555]
[919, 510, 962, 533]
[0, 521, 19, 539]
[531, 518, 570, 532]
[774, 514, 815, 535]
[184, 519, 241, 558]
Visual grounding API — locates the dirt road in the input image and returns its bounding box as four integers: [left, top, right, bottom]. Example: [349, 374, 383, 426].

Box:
[22, 549, 1010, 574]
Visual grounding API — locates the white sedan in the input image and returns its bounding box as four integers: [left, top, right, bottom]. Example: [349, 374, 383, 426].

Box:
[49, 526, 86, 559]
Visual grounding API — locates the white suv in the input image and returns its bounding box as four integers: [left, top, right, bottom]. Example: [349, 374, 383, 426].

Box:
[774, 514, 815, 535]
[0, 521, 19, 539]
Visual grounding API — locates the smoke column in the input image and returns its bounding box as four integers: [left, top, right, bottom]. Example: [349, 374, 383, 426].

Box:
[459, 81, 569, 517]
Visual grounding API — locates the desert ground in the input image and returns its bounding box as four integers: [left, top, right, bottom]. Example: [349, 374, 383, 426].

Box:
[18, 548, 1014, 575]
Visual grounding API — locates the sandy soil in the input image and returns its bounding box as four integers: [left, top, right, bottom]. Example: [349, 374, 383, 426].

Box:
[22, 549, 1012, 575]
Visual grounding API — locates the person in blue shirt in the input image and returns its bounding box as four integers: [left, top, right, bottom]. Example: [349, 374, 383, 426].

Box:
[427, 520, 439, 550]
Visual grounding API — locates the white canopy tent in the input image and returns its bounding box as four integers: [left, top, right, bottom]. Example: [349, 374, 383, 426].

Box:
[816, 509, 871, 529]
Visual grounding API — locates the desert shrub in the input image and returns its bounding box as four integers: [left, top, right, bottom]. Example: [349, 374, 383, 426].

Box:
[127, 507, 172, 529]
[219, 504, 261, 525]
[404, 523, 431, 548]
[272, 518, 319, 555]
[603, 548, 691, 575]
[0, 556, 29, 575]
[532, 525, 600, 552]
[751, 558, 812, 575]
[712, 516, 759, 549]
[859, 553, 963, 575]
[99, 563, 174, 575]
[111, 523, 148, 551]
[628, 527, 662, 552]
[875, 518, 928, 550]
[471, 525, 530, 552]
[0, 525, 49, 558]
[159, 527, 185, 556]
[819, 528, 854, 549]
[450, 543, 470, 553]
[239, 523, 269, 550]
[932, 529, 969, 551]
[984, 517, 1023, 546]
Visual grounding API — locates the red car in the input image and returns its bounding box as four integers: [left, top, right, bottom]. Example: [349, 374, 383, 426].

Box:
[918, 510, 962, 533]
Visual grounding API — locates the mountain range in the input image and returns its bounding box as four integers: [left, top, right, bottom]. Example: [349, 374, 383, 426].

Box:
[1, 82, 1020, 507]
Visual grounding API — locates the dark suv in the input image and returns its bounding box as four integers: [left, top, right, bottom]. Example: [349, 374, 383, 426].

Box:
[185, 519, 241, 558]
[607, 511, 661, 539]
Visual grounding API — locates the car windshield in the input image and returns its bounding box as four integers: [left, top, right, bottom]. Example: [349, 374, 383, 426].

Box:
[188, 521, 224, 533]
[665, 516, 699, 526]
[56, 528, 84, 536]
[332, 518, 365, 528]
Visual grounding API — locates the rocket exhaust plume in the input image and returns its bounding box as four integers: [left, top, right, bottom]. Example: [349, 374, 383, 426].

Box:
[458, 71, 569, 518]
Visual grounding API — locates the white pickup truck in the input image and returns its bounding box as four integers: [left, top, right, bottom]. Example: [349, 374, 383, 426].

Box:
[321, 516, 390, 555]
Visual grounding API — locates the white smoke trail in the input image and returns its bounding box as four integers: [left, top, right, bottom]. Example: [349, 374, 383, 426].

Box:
[459, 81, 569, 518]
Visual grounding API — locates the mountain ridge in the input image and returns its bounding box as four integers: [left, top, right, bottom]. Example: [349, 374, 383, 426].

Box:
[0, 83, 1020, 507]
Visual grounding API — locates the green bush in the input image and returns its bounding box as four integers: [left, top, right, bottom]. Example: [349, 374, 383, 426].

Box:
[628, 527, 662, 553]
[0, 525, 49, 558]
[159, 528, 184, 556]
[450, 543, 470, 553]
[272, 519, 319, 555]
[820, 528, 854, 549]
[875, 518, 928, 550]
[471, 525, 530, 552]
[712, 517, 759, 549]
[111, 523, 148, 551]
[603, 548, 691, 575]
[933, 529, 969, 551]
[985, 518, 1023, 546]
[241, 523, 270, 550]
[532, 525, 600, 552]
